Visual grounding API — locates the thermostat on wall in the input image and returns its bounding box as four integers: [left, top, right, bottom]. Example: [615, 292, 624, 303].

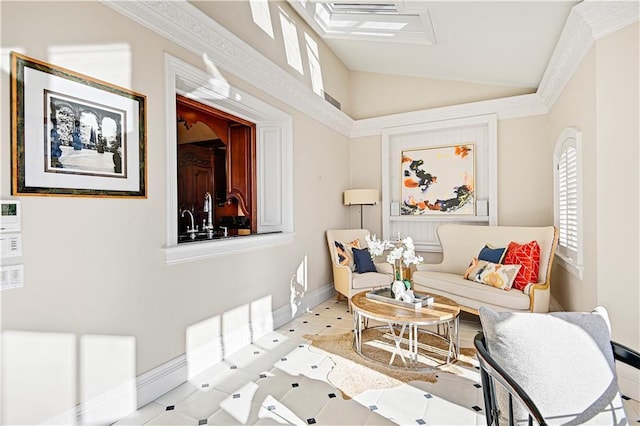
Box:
[1, 200, 20, 232]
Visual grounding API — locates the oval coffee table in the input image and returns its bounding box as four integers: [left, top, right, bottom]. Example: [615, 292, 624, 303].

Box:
[350, 291, 461, 369]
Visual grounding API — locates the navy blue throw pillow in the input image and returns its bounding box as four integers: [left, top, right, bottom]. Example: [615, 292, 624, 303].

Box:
[478, 244, 507, 264]
[352, 247, 377, 273]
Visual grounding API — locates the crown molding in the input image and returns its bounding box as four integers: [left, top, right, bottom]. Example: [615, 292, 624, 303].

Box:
[537, 0, 639, 109]
[102, 0, 353, 137]
[350, 93, 547, 138]
[103, 0, 638, 139]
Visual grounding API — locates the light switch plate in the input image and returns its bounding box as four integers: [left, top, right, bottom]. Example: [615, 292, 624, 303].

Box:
[1, 233, 22, 258]
[1, 264, 24, 290]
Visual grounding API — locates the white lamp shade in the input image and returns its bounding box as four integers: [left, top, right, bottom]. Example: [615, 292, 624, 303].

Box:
[344, 189, 378, 206]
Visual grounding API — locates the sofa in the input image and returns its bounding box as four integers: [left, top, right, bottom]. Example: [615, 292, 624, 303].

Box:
[412, 224, 558, 313]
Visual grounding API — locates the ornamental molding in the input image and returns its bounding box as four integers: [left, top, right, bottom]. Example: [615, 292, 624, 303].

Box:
[103, 0, 638, 138]
[537, 1, 639, 109]
[103, 0, 353, 137]
[350, 94, 547, 138]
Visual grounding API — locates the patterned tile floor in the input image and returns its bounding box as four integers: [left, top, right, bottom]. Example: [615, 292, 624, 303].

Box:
[113, 298, 640, 425]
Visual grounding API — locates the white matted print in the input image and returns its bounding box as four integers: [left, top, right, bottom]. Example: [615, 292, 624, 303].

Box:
[401, 144, 475, 215]
[11, 52, 146, 197]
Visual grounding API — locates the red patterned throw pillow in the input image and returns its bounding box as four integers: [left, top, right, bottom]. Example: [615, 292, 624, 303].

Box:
[503, 240, 541, 291]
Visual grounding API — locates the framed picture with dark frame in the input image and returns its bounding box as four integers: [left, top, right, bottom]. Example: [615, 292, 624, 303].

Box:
[401, 144, 475, 215]
[10, 51, 147, 198]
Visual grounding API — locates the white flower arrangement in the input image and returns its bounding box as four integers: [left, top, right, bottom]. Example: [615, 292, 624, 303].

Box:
[365, 234, 424, 278]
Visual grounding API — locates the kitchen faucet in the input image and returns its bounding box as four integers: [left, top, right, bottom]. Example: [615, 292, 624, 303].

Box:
[203, 192, 214, 237]
[181, 209, 198, 240]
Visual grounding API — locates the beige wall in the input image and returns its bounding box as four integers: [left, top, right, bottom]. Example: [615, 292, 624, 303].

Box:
[594, 23, 639, 347]
[349, 71, 534, 119]
[0, 0, 350, 383]
[548, 23, 639, 348]
[548, 47, 599, 314]
[497, 115, 553, 226]
[347, 135, 384, 234]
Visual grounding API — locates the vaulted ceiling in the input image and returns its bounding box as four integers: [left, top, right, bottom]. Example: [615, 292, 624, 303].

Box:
[288, 1, 579, 89]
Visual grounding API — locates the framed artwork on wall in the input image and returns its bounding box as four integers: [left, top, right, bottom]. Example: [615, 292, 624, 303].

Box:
[401, 144, 475, 215]
[10, 51, 147, 198]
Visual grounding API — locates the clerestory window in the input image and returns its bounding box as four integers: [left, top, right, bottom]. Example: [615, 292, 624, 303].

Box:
[553, 127, 583, 280]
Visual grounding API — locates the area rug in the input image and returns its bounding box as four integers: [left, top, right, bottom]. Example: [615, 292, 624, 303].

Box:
[304, 329, 477, 399]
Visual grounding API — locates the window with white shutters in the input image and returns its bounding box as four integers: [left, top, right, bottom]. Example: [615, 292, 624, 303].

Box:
[553, 127, 583, 280]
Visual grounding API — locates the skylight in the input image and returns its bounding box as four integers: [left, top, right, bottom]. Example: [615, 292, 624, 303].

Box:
[325, 3, 401, 15]
[287, 1, 436, 45]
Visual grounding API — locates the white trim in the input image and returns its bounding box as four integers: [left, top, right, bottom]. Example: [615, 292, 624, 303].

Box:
[381, 114, 497, 251]
[102, 0, 353, 137]
[538, 1, 640, 110]
[136, 354, 188, 409]
[131, 283, 334, 411]
[102, 0, 638, 138]
[553, 126, 583, 281]
[555, 252, 584, 282]
[617, 362, 640, 402]
[352, 94, 546, 138]
[272, 283, 336, 330]
[163, 54, 295, 264]
[165, 232, 295, 265]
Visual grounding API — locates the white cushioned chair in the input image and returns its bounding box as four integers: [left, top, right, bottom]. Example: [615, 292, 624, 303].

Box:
[475, 306, 640, 425]
[326, 229, 393, 310]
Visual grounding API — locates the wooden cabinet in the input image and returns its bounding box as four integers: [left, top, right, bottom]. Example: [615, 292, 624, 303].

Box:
[177, 144, 214, 231]
[176, 95, 257, 235]
[228, 124, 255, 222]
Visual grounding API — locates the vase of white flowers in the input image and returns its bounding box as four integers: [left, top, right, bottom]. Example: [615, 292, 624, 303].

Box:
[365, 234, 424, 299]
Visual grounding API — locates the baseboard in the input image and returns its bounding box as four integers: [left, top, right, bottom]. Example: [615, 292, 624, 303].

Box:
[617, 362, 640, 401]
[273, 283, 336, 329]
[135, 283, 334, 411]
[549, 295, 564, 312]
[136, 354, 188, 408]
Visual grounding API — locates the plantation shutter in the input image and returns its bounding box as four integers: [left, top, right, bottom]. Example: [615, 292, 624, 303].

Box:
[558, 144, 578, 259]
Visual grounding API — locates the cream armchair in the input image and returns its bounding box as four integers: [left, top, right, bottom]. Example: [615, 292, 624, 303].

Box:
[326, 229, 393, 310]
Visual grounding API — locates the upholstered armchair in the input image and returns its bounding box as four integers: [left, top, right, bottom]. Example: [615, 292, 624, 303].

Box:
[474, 306, 640, 425]
[326, 229, 393, 310]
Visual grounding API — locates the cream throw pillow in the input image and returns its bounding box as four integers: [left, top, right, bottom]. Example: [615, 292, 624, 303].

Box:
[464, 258, 521, 290]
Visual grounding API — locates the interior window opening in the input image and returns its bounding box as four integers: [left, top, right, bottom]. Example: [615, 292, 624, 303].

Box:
[176, 94, 256, 243]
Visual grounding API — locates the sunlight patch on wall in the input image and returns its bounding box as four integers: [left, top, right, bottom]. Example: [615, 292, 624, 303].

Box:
[48, 44, 132, 89]
[290, 255, 308, 317]
[278, 7, 304, 75]
[201, 53, 231, 100]
[2, 331, 77, 425]
[222, 304, 252, 357]
[304, 33, 324, 97]
[186, 314, 222, 379]
[250, 0, 274, 39]
[80, 335, 136, 424]
[251, 295, 274, 341]
[1, 330, 138, 424]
